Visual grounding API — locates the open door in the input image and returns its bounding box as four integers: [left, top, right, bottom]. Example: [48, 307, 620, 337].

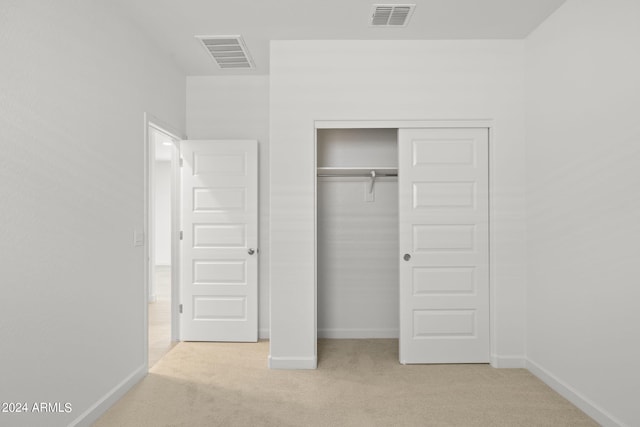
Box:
[399, 128, 489, 363]
[179, 140, 258, 342]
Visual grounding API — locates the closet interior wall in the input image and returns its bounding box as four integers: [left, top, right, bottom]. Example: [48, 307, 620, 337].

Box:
[316, 129, 399, 338]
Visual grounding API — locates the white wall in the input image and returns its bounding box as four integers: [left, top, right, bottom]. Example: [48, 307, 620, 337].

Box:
[270, 40, 527, 368]
[318, 179, 399, 337]
[525, 1, 640, 425]
[186, 75, 270, 337]
[0, 1, 185, 426]
[154, 161, 172, 266]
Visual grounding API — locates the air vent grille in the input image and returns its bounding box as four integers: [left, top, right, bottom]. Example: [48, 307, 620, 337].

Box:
[371, 4, 416, 26]
[196, 35, 254, 69]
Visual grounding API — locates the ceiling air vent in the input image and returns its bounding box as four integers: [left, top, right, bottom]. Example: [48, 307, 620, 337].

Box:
[196, 35, 254, 69]
[370, 4, 416, 27]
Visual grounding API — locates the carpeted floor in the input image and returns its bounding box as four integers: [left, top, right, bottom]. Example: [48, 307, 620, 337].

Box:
[95, 339, 597, 427]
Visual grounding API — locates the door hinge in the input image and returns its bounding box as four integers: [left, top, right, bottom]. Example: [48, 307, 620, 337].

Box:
[179, 304, 183, 314]
[180, 230, 183, 240]
[179, 157, 183, 167]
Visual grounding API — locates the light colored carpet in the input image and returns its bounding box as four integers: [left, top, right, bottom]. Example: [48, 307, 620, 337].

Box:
[95, 339, 596, 427]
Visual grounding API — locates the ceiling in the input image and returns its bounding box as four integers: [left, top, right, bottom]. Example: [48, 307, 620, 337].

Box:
[111, 0, 566, 76]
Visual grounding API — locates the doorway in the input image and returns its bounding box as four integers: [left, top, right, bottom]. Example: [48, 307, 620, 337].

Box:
[145, 116, 182, 368]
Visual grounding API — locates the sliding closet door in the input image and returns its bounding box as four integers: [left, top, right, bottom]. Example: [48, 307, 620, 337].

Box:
[399, 128, 489, 364]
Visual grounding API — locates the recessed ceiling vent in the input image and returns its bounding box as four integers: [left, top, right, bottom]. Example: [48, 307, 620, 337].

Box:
[196, 35, 254, 69]
[370, 4, 416, 27]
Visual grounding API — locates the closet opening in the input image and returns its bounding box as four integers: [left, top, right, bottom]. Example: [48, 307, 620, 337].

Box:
[316, 128, 399, 342]
[315, 123, 492, 365]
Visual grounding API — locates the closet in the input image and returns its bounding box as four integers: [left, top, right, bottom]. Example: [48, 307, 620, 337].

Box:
[316, 128, 399, 339]
[316, 125, 491, 364]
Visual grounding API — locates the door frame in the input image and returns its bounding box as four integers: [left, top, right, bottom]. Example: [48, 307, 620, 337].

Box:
[313, 119, 497, 366]
[144, 113, 185, 370]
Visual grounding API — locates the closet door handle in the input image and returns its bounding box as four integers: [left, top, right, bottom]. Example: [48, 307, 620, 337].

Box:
[403, 253, 411, 261]
[248, 248, 255, 255]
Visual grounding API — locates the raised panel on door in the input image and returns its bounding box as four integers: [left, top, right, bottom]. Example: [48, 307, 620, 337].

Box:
[399, 128, 489, 364]
[180, 140, 258, 342]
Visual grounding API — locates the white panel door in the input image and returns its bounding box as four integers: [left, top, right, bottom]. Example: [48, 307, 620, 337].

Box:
[399, 128, 489, 363]
[180, 140, 258, 342]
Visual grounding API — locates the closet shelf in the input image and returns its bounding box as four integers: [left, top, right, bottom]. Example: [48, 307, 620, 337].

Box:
[316, 166, 398, 177]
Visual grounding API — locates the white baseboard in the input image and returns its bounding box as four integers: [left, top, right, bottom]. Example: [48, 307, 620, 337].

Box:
[69, 364, 146, 427]
[268, 355, 317, 369]
[490, 354, 526, 368]
[317, 328, 399, 339]
[526, 359, 624, 427]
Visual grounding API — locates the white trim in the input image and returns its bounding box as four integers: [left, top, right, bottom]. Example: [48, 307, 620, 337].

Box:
[315, 119, 493, 129]
[146, 114, 184, 142]
[318, 328, 399, 339]
[69, 364, 146, 427]
[313, 128, 318, 363]
[313, 119, 495, 366]
[268, 355, 317, 370]
[169, 141, 181, 342]
[143, 114, 151, 373]
[526, 359, 624, 427]
[259, 328, 270, 339]
[490, 354, 526, 368]
[488, 125, 497, 366]
[148, 133, 157, 303]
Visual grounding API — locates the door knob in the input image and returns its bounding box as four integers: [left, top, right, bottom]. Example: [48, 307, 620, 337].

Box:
[248, 248, 255, 255]
[403, 253, 411, 261]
